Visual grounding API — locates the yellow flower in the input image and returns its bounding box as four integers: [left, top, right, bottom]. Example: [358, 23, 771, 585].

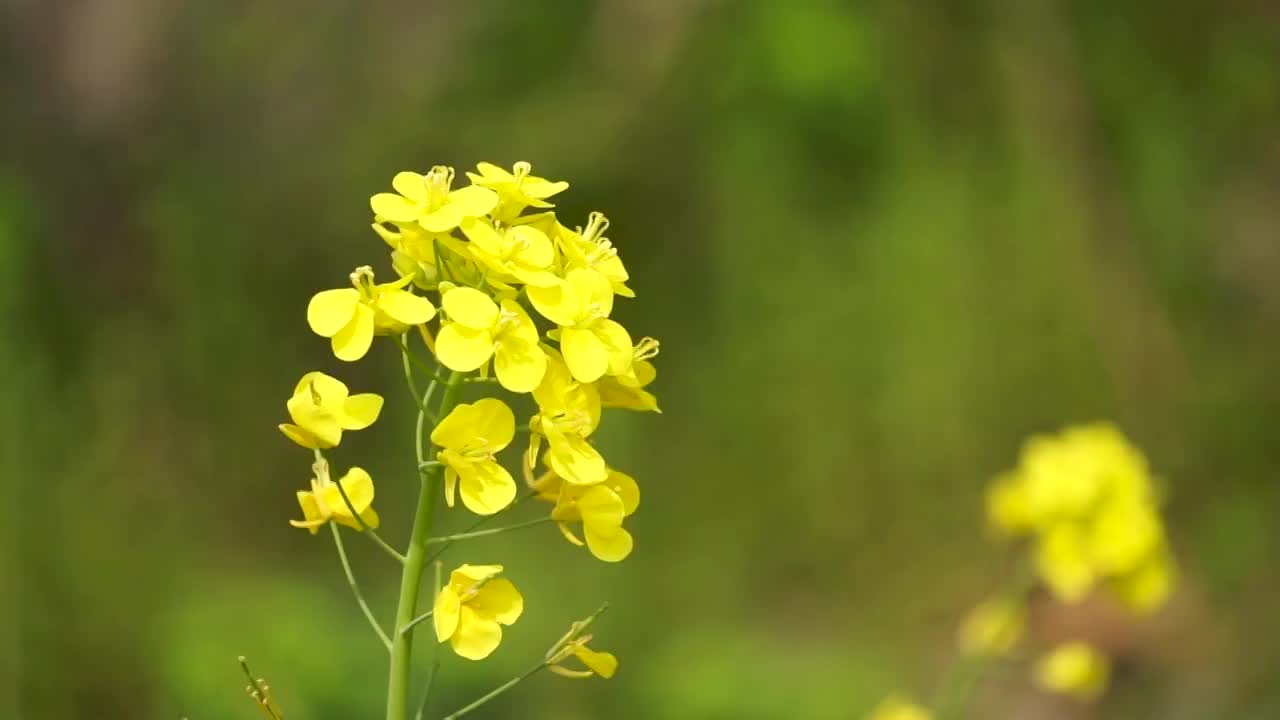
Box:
[466, 161, 568, 222]
[597, 336, 661, 413]
[459, 218, 561, 287]
[557, 212, 634, 297]
[370, 166, 497, 233]
[528, 268, 632, 383]
[957, 598, 1025, 657]
[1035, 642, 1109, 701]
[528, 350, 607, 485]
[547, 637, 618, 679]
[278, 371, 383, 449]
[865, 694, 932, 720]
[435, 286, 547, 392]
[307, 266, 436, 362]
[432, 398, 518, 515]
[290, 466, 379, 534]
[1110, 549, 1176, 614]
[433, 564, 523, 660]
[536, 468, 639, 562]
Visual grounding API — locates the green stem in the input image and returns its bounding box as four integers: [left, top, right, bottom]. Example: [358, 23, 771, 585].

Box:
[399, 608, 434, 635]
[325, 453, 406, 564]
[442, 662, 548, 720]
[426, 516, 551, 544]
[330, 523, 392, 651]
[386, 371, 464, 720]
[412, 561, 445, 720]
[423, 490, 535, 567]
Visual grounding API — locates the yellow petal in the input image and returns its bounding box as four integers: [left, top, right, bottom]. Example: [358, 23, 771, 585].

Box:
[509, 225, 554, 267]
[605, 469, 640, 515]
[596, 320, 634, 376]
[584, 524, 633, 562]
[371, 192, 420, 223]
[340, 393, 384, 430]
[1035, 642, 1109, 701]
[561, 327, 610, 383]
[331, 303, 375, 361]
[527, 280, 580, 326]
[295, 371, 349, 404]
[442, 287, 499, 329]
[433, 586, 461, 641]
[470, 577, 523, 625]
[307, 289, 360, 338]
[470, 398, 516, 451]
[437, 324, 495, 372]
[448, 185, 499, 218]
[459, 217, 505, 256]
[442, 463, 459, 507]
[376, 289, 436, 326]
[336, 467, 375, 513]
[494, 341, 547, 393]
[579, 485, 625, 529]
[547, 432, 607, 485]
[457, 460, 517, 515]
[449, 564, 504, 589]
[566, 268, 614, 318]
[391, 171, 427, 203]
[432, 405, 480, 451]
[1035, 524, 1095, 602]
[290, 491, 326, 533]
[573, 645, 618, 678]
[451, 605, 503, 660]
[279, 423, 321, 449]
[286, 395, 343, 448]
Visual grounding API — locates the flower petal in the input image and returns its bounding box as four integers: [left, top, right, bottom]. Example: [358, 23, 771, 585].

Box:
[336, 467, 375, 513]
[371, 193, 420, 223]
[295, 371, 349, 404]
[307, 288, 360, 338]
[449, 564, 504, 589]
[547, 432, 607, 485]
[448, 185, 499, 218]
[331, 303, 375, 361]
[494, 341, 547, 393]
[279, 423, 321, 449]
[605, 469, 640, 515]
[470, 577, 523, 625]
[459, 217, 505, 256]
[458, 460, 517, 516]
[595, 319, 634, 376]
[451, 605, 503, 660]
[468, 398, 515, 451]
[340, 393, 384, 430]
[561, 327, 609, 383]
[391, 171, 427, 203]
[376, 289, 436, 326]
[442, 287, 499, 329]
[437, 323, 495, 372]
[573, 645, 618, 678]
[433, 586, 461, 641]
[527, 280, 581, 326]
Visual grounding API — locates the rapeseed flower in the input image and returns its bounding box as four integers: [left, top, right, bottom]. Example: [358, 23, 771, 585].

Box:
[290, 466, 379, 534]
[535, 468, 639, 562]
[557, 212, 634, 298]
[370, 166, 497, 233]
[436, 286, 547, 392]
[432, 398, 518, 515]
[529, 268, 632, 383]
[307, 266, 436, 361]
[547, 637, 618, 679]
[597, 336, 661, 413]
[466, 161, 568, 222]
[459, 218, 560, 288]
[278, 371, 383, 449]
[433, 564, 523, 660]
[528, 350, 607, 485]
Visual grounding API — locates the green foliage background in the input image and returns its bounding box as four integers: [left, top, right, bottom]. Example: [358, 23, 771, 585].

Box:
[4, 1, 1279, 718]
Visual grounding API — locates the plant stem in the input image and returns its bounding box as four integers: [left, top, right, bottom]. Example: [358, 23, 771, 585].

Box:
[425, 516, 552, 544]
[442, 662, 548, 720]
[424, 490, 535, 567]
[330, 523, 392, 651]
[327, 458, 406, 564]
[386, 370, 464, 720]
[412, 561, 445, 720]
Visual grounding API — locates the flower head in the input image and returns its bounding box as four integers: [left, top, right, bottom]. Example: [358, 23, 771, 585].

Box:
[432, 398, 518, 515]
[597, 336, 661, 413]
[436, 286, 547, 392]
[528, 349, 607, 485]
[556, 212, 633, 298]
[278, 371, 383, 449]
[307, 266, 436, 361]
[290, 463, 379, 534]
[433, 564, 524, 660]
[528, 269, 633, 383]
[466, 161, 568, 222]
[459, 218, 561, 288]
[957, 598, 1025, 658]
[1035, 642, 1109, 701]
[370, 167, 497, 233]
[535, 468, 639, 562]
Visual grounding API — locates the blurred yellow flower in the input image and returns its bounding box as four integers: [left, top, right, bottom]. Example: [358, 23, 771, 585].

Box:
[957, 597, 1025, 657]
[370, 166, 497, 233]
[528, 268, 632, 383]
[466, 161, 568, 222]
[536, 468, 639, 562]
[433, 564, 523, 660]
[432, 398, 518, 515]
[278, 371, 383, 449]
[866, 694, 932, 720]
[290, 466, 379, 534]
[1035, 642, 1109, 701]
[307, 266, 436, 361]
[435, 286, 547, 392]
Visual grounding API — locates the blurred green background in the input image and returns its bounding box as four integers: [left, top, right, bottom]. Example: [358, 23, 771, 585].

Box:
[5, 0, 1280, 718]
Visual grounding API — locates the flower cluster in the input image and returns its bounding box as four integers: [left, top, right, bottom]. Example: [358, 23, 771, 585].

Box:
[867, 423, 1176, 717]
[986, 422, 1176, 612]
[272, 161, 652, 719]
